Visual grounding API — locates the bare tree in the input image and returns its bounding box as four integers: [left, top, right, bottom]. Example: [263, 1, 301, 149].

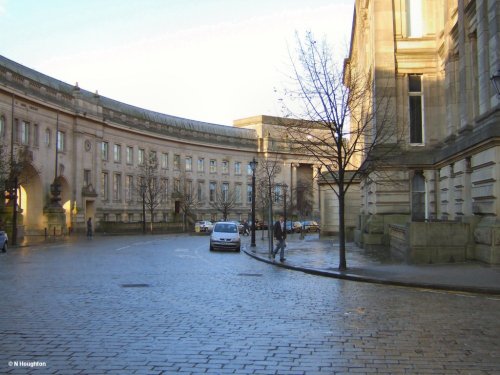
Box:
[279, 31, 399, 270]
[256, 155, 282, 255]
[209, 183, 238, 221]
[137, 151, 166, 233]
[174, 174, 201, 231]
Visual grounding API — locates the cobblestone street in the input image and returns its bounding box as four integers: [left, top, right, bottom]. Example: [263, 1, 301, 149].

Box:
[1, 234, 499, 374]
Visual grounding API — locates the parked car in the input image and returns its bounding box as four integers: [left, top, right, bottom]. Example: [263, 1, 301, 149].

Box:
[195, 221, 213, 233]
[302, 220, 320, 232]
[286, 221, 303, 233]
[0, 231, 8, 252]
[229, 221, 244, 234]
[255, 220, 268, 230]
[210, 222, 241, 252]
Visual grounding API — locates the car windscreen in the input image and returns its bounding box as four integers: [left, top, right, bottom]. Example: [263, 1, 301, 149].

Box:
[214, 223, 237, 233]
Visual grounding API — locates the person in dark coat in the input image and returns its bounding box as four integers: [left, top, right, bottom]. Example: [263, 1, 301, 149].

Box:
[273, 215, 286, 262]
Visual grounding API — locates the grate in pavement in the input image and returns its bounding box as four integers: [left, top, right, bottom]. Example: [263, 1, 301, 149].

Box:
[237, 273, 263, 277]
[121, 283, 150, 288]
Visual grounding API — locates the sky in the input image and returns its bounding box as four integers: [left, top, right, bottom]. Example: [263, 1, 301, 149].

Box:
[0, 0, 354, 126]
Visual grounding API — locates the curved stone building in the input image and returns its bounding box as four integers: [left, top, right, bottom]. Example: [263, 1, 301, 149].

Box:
[0, 55, 319, 238]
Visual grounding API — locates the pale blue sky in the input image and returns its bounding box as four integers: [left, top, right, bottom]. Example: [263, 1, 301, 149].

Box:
[0, 0, 354, 125]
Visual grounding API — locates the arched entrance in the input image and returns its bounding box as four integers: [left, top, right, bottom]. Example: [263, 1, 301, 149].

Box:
[18, 164, 43, 234]
[56, 176, 72, 231]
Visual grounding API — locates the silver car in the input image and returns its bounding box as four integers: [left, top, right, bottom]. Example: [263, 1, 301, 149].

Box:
[210, 222, 241, 252]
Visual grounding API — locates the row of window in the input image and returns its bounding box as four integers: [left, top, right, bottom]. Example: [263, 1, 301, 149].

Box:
[0, 118, 67, 151]
[96, 171, 257, 204]
[100, 141, 252, 175]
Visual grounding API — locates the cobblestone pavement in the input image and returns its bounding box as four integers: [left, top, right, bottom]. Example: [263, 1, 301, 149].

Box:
[0, 234, 499, 374]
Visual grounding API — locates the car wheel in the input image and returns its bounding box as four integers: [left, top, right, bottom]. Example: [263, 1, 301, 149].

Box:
[209, 244, 214, 251]
[235, 246, 241, 252]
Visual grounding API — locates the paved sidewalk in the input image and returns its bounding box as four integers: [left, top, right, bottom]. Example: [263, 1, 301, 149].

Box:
[243, 232, 500, 295]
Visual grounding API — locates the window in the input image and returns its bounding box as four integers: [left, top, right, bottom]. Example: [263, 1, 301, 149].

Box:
[138, 148, 145, 165]
[174, 179, 180, 193]
[407, 0, 423, 37]
[174, 154, 181, 170]
[161, 153, 168, 169]
[222, 183, 229, 202]
[161, 178, 168, 202]
[115, 213, 122, 222]
[84, 169, 91, 187]
[198, 158, 205, 172]
[234, 162, 241, 175]
[186, 180, 193, 199]
[210, 159, 217, 173]
[101, 172, 109, 201]
[235, 184, 242, 203]
[209, 181, 216, 202]
[113, 173, 122, 201]
[0, 116, 4, 137]
[274, 185, 282, 203]
[409, 74, 424, 144]
[45, 128, 51, 147]
[247, 184, 253, 203]
[21, 121, 30, 145]
[128, 213, 134, 222]
[197, 181, 204, 201]
[247, 163, 253, 176]
[411, 171, 426, 221]
[125, 175, 133, 201]
[101, 142, 109, 161]
[33, 124, 39, 146]
[57, 131, 65, 152]
[185, 157, 192, 172]
[114, 144, 121, 163]
[126, 146, 133, 165]
[222, 160, 229, 174]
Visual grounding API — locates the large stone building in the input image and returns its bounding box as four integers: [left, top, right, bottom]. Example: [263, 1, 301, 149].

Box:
[348, 0, 500, 264]
[0, 56, 319, 238]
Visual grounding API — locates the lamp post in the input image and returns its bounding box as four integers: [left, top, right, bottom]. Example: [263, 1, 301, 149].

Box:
[491, 69, 500, 98]
[250, 157, 258, 248]
[282, 183, 288, 231]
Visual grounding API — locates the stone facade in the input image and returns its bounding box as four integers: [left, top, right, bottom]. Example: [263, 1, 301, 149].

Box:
[0, 56, 319, 238]
[348, 0, 500, 264]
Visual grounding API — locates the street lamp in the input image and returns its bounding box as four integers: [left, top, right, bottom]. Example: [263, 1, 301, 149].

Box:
[250, 157, 258, 248]
[491, 69, 500, 98]
[282, 183, 288, 230]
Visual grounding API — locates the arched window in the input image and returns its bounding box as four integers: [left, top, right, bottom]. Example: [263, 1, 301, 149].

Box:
[411, 171, 426, 221]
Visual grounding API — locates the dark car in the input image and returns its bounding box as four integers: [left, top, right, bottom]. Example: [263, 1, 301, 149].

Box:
[301, 220, 320, 232]
[0, 231, 8, 252]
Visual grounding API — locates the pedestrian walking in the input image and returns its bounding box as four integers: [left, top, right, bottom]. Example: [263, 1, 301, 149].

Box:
[86, 217, 93, 238]
[243, 220, 250, 236]
[272, 215, 286, 262]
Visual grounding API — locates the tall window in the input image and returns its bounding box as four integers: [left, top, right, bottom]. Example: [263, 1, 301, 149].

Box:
[222, 160, 229, 174]
[113, 173, 122, 201]
[247, 163, 253, 176]
[126, 146, 133, 165]
[161, 178, 168, 202]
[45, 128, 51, 147]
[174, 154, 181, 170]
[101, 172, 109, 201]
[57, 131, 65, 152]
[197, 158, 205, 172]
[407, 0, 423, 37]
[197, 181, 204, 201]
[33, 124, 39, 146]
[409, 74, 424, 144]
[21, 121, 30, 145]
[161, 153, 168, 169]
[0, 116, 5, 137]
[235, 184, 242, 203]
[185, 157, 192, 172]
[209, 181, 216, 202]
[101, 142, 109, 161]
[126, 175, 134, 201]
[274, 185, 282, 203]
[210, 159, 217, 173]
[222, 182, 229, 202]
[234, 162, 241, 175]
[114, 144, 121, 163]
[138, 148, 145, 165]
[84, 169, 91, 188]
[411, 171, 426, 221]
[247, 184, 252, 203]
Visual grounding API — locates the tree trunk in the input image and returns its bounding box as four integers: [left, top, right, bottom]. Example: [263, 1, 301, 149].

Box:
[338, 191, 347, 270]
